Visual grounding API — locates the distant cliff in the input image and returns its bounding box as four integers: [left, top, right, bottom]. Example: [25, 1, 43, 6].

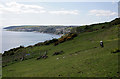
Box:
[4, 25, 78, 35]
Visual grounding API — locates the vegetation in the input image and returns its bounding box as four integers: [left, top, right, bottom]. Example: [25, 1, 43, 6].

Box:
[54, 33, 77, 46]
[111, 48, 120, 53]
[2, 18, 120, 77]
[71, 18, 120, 34]
[2, 33, 77, 67]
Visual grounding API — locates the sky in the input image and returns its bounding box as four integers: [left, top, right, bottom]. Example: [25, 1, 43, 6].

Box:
[0, 0, 119, 27]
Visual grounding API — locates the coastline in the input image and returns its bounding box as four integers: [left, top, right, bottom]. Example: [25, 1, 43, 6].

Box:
[4, 29, 64, 36]
[2, 30, 61, 54]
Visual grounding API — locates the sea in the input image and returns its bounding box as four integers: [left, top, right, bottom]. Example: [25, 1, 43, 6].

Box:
[0, 29, 61, 53]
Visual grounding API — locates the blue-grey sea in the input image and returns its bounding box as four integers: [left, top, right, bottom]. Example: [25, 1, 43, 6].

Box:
[1, 29, 61, 53]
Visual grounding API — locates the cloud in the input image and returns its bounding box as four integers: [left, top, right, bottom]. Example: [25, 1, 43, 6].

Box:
[49, 10, 79, 15]
[0, 2, 46, 14]
[89, 9, 117, 16]
[0, 2, 79, 15]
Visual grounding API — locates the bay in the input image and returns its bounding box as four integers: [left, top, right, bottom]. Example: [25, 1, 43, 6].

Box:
[1, 29, 61, 53]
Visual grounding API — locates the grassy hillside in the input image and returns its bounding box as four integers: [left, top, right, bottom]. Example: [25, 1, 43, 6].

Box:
[2, 18, 120, 77]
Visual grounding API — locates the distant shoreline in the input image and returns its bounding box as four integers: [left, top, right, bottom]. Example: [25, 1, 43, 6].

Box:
[4, 29, 64, 36]
[3, 25, 76, 35]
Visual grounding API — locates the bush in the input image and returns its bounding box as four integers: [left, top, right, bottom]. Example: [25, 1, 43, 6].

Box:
[43, 41, 50, 45]
[111, 48, 120, 53]
[34, 39, 58, 46]
[48, 39, 58, 44]
[34, 42, 43, 46]
[54, 33, 77, 46]
[111, 18, 120, 25]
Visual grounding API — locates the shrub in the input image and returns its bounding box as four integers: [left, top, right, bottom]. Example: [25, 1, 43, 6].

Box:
[44, 41, 50, 45]
[34, 42, 44, 46]
[54, 42, 59, 46]
[54, 33, 77, 46]
[111, 48, 120, 53]
[66, 36, 72, 40]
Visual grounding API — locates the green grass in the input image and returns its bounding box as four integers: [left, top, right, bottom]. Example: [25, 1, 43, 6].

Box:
[2, 25, 119, 77]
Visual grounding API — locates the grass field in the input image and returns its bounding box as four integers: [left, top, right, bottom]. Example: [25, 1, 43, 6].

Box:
[2, 23, 120, 77]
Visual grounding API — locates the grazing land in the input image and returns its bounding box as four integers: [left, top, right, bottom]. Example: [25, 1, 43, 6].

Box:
[2, 18, 120, 77]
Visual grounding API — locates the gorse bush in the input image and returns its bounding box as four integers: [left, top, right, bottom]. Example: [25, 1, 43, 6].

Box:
[54, 33, 77, 46]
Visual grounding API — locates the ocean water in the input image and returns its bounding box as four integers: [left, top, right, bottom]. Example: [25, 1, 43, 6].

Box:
[1, 29, 61, 53]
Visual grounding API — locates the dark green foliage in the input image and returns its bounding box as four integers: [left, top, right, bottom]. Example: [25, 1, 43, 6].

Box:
[110, 18, 120, 25]
[111, 48, 120, 53]
[34, 42, 44, 46]
[70, 18, 120, 34]
[34, 39, 58, 46]
[2, 46, 24, 56]
[43, 39, 58, 45]
[50, 39, 58, 43]
[52, 51, 64, 56]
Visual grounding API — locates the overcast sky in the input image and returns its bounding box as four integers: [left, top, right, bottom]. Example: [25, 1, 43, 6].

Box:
[0, 0, 119, 27]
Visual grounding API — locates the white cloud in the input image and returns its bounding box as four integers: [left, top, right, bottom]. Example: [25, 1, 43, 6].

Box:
[0, 2, 46, 14]
[49, 10, 79, 15]
[0, 2, 79, 15]
[89, 9, 117, 16]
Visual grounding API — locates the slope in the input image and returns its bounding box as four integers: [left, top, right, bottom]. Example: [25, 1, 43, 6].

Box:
[2, 22, 119, 77]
